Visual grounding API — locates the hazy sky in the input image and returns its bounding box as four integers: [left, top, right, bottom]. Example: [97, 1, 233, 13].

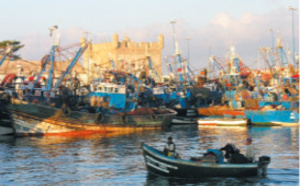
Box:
[0, 0, 298, 74]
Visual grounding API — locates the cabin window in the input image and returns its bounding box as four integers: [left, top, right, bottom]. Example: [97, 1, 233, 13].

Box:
[115, 88, 118, 93]
[110, 87, 113, 92]
[104, 87, 107, 92]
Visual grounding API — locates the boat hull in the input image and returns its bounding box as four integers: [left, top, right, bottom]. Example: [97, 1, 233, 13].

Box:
[7, 99, 177, 136]
[0, 103, 14, 135]
[0, 124, 14, 135]
[171, 108, 199, 125]
[197, 118, 247, 126]
[244, 110, 299, 125]
[223, 110, 245, 119]
[142, 143, 265, 178]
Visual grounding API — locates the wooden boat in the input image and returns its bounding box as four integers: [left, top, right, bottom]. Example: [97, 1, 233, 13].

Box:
[197, 118, 247, 126]
[142, 143, 270, 178]
[7, 98, 177, 136]
[198, 105, 229, 117]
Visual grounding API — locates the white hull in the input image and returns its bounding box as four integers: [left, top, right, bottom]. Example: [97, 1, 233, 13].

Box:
[12, 113, 85, 135]
[270, 121, 299, 126]
[198, 118, 247, 126]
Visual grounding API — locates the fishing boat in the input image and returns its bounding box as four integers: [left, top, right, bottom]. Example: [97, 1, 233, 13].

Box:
[197, 118, 247, 126]
[5, 70, 177, 136]
[244, 109, 299, 126]
[142, 143, 270, 178]
[7, 99, 176, 136]
[5, 64, 177, 136]
[1, 29, 177, 136]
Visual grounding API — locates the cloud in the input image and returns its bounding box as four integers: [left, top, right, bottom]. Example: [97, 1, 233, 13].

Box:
[18, 7, 298, 74]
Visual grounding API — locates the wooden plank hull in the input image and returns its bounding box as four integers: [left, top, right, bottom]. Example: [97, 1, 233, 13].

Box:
[198, 106, 229, 117]
[223, 110, 246, 119]
[8, 100, 177, 136]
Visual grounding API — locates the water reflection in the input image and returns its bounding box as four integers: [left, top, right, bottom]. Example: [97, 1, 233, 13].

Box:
[0, 125, 298, 185]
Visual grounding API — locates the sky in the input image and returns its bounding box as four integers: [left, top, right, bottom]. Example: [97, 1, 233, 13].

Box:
[0, 0, 299, 74]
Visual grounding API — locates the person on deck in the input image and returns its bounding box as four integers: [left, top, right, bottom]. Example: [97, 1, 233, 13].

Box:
[164, 136, 176, 157]
[220, 143, 237, 162]
[246, 137, 255, 163]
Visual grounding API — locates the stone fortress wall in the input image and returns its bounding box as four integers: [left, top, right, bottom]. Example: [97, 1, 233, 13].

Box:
[83, 33, 164, 79]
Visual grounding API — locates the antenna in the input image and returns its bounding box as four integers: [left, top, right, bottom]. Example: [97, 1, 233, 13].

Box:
[49, 25, 60, 46]
[169, 20, 177, 53]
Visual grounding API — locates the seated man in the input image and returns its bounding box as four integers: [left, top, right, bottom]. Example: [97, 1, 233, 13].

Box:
[246, 137, 255, 163]
[220, 138, 255, 164]
[164, 136, 176, 157]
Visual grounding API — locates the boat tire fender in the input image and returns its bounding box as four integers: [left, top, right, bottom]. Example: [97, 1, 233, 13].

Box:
[95, 112, 104, 124]
[62, 106, 71, 115]
[0, 93, 11, 105]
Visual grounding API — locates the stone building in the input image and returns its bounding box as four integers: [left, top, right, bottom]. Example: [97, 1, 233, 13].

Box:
[83, 33, 164, 81]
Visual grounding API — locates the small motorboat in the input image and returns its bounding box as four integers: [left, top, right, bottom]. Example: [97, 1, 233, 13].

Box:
[142, 143, 270, 178]
[197, 118, 247, 126]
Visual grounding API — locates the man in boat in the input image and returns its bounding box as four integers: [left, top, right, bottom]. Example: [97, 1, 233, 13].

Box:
[220, 143, 237, 162]
[220, 143, 249, 164]
[164, 136, 176, 157]
[245, 137, 255, 163]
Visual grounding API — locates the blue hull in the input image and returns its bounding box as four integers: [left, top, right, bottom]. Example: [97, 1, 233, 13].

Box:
[244, 110, 299, 124]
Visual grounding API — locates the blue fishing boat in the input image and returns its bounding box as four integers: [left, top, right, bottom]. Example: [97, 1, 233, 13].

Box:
[244, 109, 299, 126]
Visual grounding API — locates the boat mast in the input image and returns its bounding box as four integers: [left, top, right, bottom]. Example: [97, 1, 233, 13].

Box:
[0, 44, 12, 67]
[51, 37, 88, 93]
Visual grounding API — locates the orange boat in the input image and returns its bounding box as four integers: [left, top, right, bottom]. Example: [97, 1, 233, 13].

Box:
[198, 105, 229, 116]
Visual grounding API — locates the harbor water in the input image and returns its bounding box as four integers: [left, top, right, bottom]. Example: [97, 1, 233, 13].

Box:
[0, 125, 298, 185]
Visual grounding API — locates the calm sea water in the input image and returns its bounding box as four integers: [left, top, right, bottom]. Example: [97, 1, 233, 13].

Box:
[0, 125, 298, 185]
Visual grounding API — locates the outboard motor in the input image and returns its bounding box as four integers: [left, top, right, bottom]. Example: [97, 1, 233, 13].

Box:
[258, 156, 271, 176]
